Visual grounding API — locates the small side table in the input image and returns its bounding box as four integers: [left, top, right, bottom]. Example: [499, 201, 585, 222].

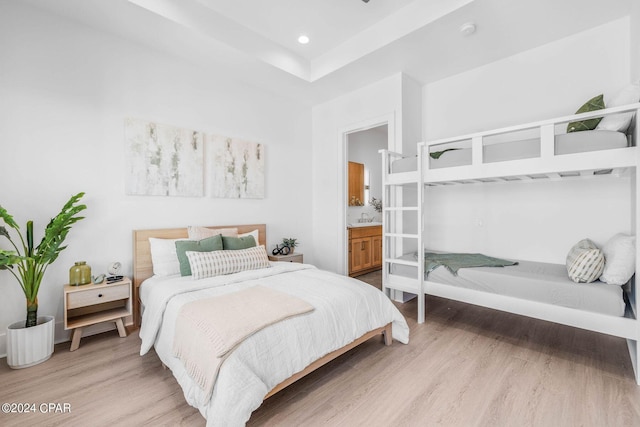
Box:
[63, 277, 132, 351]
[268, 253, 303, 263]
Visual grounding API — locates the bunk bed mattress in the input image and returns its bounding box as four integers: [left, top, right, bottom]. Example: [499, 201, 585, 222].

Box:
[390, 254, 626, 316]
[391, 130, 628, 172]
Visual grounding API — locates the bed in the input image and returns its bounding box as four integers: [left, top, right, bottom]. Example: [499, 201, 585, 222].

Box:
[391, 129, 629, 172]
[380, 102, 640, 383]
[133, 224, 409, 426]
[391, 254, 626, 317]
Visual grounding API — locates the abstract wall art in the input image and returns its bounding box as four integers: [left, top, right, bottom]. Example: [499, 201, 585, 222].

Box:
[125, 118, 204, 197]
[208, 134, 264, 199]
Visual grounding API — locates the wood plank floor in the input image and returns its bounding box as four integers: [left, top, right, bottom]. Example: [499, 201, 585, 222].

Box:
[2, 269, 640, 426]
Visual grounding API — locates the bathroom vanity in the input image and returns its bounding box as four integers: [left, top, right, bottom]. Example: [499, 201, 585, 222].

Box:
[348, 224, 382, 277]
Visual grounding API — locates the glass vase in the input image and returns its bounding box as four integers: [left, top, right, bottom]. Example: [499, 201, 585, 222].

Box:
[69, 261, 92, 286]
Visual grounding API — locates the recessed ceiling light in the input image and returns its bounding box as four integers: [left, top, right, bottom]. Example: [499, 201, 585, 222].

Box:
[298, 35, 310, 45]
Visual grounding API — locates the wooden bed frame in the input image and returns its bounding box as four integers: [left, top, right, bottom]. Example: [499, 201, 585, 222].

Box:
[132, 224, 392, 401]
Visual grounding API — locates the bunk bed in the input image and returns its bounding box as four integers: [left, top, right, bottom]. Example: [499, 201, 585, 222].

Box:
[380, 102, 640, 384]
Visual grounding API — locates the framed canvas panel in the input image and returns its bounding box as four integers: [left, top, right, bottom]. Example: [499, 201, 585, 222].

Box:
[125, 118, 204, 197]
[208, 134, 264, 199]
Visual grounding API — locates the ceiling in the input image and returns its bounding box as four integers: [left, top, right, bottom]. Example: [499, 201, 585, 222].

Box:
[24, 0, 634, 105]
[194, 0, 419, 61]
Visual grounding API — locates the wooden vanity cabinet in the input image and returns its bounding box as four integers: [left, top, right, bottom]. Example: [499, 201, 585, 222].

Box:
[348, 225, 382, 277]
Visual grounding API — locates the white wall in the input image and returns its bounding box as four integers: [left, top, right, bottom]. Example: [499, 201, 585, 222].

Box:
[402, 74, 423, 155]
[311, 74, 404, 273]
[632, 1, 640, 81]
[425, 18, 631, 140]
[311, 72, 423, 273]
[422, 18, 632, 264]
[0, 2, 311, 355]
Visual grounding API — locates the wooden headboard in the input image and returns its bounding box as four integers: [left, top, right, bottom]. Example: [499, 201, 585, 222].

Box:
[132, 224, 267, 326]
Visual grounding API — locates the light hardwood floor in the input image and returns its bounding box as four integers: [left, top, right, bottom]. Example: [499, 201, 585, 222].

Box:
[2, 270, 640, 426]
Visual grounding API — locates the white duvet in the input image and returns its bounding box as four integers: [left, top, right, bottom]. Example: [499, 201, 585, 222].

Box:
[139, 262, 409, 426]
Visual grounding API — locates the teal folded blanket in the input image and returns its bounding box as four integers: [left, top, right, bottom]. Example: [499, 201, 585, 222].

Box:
[416, 252, 518, 276]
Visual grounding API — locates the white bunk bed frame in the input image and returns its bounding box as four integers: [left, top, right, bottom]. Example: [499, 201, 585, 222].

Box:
[380, 103, 640, 383]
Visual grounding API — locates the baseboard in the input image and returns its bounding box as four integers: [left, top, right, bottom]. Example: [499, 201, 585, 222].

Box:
[1, 318, 119, 359]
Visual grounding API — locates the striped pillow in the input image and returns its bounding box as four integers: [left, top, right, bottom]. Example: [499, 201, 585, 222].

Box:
[186, 245, 271, 279]
[566, 239, 605, 283]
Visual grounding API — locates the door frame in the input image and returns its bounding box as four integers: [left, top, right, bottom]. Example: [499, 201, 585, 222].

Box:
[339, 112, 397, 275]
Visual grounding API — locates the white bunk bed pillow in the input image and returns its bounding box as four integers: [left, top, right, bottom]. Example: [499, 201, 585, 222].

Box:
[565, 239, 605, 283]
[600, 233, 636, 286]
[596, 83, 640, 133]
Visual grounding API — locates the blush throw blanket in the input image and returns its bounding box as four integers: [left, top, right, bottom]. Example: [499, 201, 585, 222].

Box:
[417, 252, 518, 276]
[173, 285, 314, 400]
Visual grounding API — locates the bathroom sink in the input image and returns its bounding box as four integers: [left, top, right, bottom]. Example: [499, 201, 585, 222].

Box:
[347, 222, 382, 228]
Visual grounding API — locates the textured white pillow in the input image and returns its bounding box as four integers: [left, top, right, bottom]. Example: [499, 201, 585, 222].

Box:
[596, 83, 640, 132]
[600, 233, 636, 285]
[187, 226, 238, 240]
[186, 245, 271, 279]
[566, 239, 605, 283]
[149, 237, 187, 276]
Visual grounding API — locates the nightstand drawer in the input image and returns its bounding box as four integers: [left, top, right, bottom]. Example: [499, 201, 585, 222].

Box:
[67, 284, 130, 309]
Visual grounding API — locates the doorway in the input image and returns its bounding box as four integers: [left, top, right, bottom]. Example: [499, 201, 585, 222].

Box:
[347, 125, 387, 225]
[345, 124, 388, 277]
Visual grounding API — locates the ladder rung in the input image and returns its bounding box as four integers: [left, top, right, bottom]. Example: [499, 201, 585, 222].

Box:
[384, 258, 419, 266]
[384, 233, 419, 238]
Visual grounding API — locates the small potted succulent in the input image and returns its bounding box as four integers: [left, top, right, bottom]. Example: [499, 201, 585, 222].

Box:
[282, 238, 298, 254]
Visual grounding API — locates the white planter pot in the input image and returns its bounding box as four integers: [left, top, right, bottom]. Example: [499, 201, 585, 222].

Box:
[6, 315, 55, 369]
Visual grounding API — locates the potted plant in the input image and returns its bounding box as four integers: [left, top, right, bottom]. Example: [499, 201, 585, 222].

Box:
[0, 192, 86, 368]
[369, 197, 383, 213]
[282, 238, 298, 254]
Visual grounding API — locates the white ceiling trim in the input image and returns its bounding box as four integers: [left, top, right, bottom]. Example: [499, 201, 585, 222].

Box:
[310, 0, 474, 81]
[127, 0, 311, 80]
[127, 0, 474, 83]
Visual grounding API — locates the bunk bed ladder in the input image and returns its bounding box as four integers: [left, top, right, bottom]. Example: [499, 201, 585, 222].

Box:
[380, 147, 425, 323]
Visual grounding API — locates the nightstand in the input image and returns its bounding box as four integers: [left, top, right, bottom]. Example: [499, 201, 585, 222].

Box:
[63, 277, 132, 351]
[268, 253, 303, 263]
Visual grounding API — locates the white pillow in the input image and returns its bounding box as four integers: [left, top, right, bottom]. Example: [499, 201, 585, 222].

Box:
[186, 245, 271, 279]
[239, 229, 259, 244]
[596, 83, 640, 132]
[187, 226, 238, 240]
[566, 239, 605, 283]
[600, 233, 636, 285]
[149, 237, 187, 276]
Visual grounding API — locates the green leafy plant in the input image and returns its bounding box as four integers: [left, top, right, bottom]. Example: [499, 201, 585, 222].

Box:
[0, 193, 87, 328]
[282, 238, 298, 248]
[369, 197, 382, 213]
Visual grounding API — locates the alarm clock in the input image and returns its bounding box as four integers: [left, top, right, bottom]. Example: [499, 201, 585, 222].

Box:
[106, 261, 124, 283]
[108, 262, 122, 276]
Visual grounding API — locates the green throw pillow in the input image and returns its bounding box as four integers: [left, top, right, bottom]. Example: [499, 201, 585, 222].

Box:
[175, 235, 223, 276]
[222, 235, 257, 250]
[566, 94, 605, 133]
